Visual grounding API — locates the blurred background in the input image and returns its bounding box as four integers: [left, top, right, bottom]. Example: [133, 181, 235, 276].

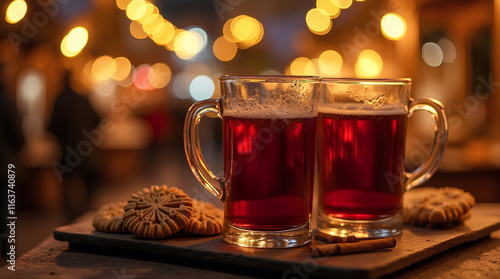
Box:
[1, 0, 499, 256]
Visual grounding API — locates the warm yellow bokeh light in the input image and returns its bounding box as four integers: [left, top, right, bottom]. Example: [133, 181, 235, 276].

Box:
[116, 0, 132, 10]
[91, 56, 117, 82]
[319, 50, 343, 76]
[151, 21, 175, 45]
[6, 0, 27, 24]
[173, 30, 203, 60]
[222, 18, 236, 43]
[148, 63, 172, 88]
[229, 15, 264, 48]
[130, 20, 148, 39]
[141, 14, 162, 35]
[306, 8, 332, 35]
[290, 57, 316, 75]
[135, 2, 157, 23]
[316, 0, 341, 18]
[61, 36, 79, 58]
[66, 27, 88, 52]
[213, 36, 238, 62]
[126, 0, 147, 21]
[111, 57, 131, 81]
[60, 27, 88, 57]
[355, 49, 383, 78]
[337, 0, 353, 9]
[381, 13, 407, 41]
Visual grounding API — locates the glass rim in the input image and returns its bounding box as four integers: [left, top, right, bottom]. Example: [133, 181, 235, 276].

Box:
[219, 75, 322, 83]
[322, 78, 411, 85]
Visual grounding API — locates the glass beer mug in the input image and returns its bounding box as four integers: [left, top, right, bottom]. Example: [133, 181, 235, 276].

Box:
[317, 78, 448, 238]
[184, 76, 321, 248]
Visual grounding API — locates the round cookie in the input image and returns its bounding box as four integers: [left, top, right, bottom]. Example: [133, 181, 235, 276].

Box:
[183, 199, 223, 236]
[123, 185, 193, 239]
[93, 201, 128, 233]
[403, 187, 475, 228]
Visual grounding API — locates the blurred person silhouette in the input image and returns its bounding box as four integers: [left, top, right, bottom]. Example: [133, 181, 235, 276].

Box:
[0, 63, 25, 260]
[48, 70, 102, 223]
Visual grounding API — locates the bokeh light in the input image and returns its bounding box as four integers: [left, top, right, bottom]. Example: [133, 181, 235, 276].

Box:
[5, 0, 27, 24]
[173, 29, 205, 60]
[133, 64, 154, 90]
[116, 0, 132, 10]
[148, 63, 172, 89]
[213, 36, 238, 62]
[61, 27, 88, 57]
[126, 0, 147, 21]
[318, 50, 343, 76]
[355, 49, 383, 78]
[135, 2, 157, 23]
[306, 8, 332, 35]
[91, 56, 116, 82]
[130, 20, 148, 39]
[111, 57, 132, 81]
[151, 21, 176, 45]
[173, 74, 194, 99]
[438, 38, 457, 63]
[381, 13, 407, 41]
[230, 15, 264, 48]
[422, 42, 443, 67]
[190, 75, 215, 101]
[316, 0, 341, 19]
[290, 57, 316, 75]
[337, 0, 353, 9]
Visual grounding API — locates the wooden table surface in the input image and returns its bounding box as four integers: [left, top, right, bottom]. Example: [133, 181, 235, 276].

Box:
[2, 204, 500, 279]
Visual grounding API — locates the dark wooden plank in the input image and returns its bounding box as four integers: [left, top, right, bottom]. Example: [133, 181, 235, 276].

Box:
[53, 205, 500, 279]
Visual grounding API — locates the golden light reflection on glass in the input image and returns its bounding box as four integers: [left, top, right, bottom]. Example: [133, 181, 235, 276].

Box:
[306, 8, 332, 35]
[381, 13, 407, 41]
[148, 63, 172, 89]
[316, 0, 341, 19]
[111, 57, 131, 81]
[213, 36, 237, 61]
[126, 0, 147, 21]
[355, 49, 383, 78]
[130, 20, 148, 39]
[5, 0, 27, 24]
[92, 56, 116, 82]
[290, 57, 316, 75]
[319, 50, 343, 76]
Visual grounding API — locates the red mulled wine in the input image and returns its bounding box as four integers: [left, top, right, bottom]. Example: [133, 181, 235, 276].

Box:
[318, 109, 407, 220]
[223, 116, 317, 230]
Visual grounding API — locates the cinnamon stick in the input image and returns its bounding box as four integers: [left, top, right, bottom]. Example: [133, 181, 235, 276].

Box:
[310, 237, 396, 257]
[314, 232, 356, 243]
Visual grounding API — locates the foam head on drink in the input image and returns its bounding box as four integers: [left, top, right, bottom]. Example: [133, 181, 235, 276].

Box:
[317, 104, 408, 220]
[223, 108, 317, 231]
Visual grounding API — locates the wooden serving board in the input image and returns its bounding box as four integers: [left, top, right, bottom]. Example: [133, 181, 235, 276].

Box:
[53, 205, 500, 279]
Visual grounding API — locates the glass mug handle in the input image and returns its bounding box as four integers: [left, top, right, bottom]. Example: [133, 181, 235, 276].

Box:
[183, 99, 226, 202]
[405, 98, 449, 190]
